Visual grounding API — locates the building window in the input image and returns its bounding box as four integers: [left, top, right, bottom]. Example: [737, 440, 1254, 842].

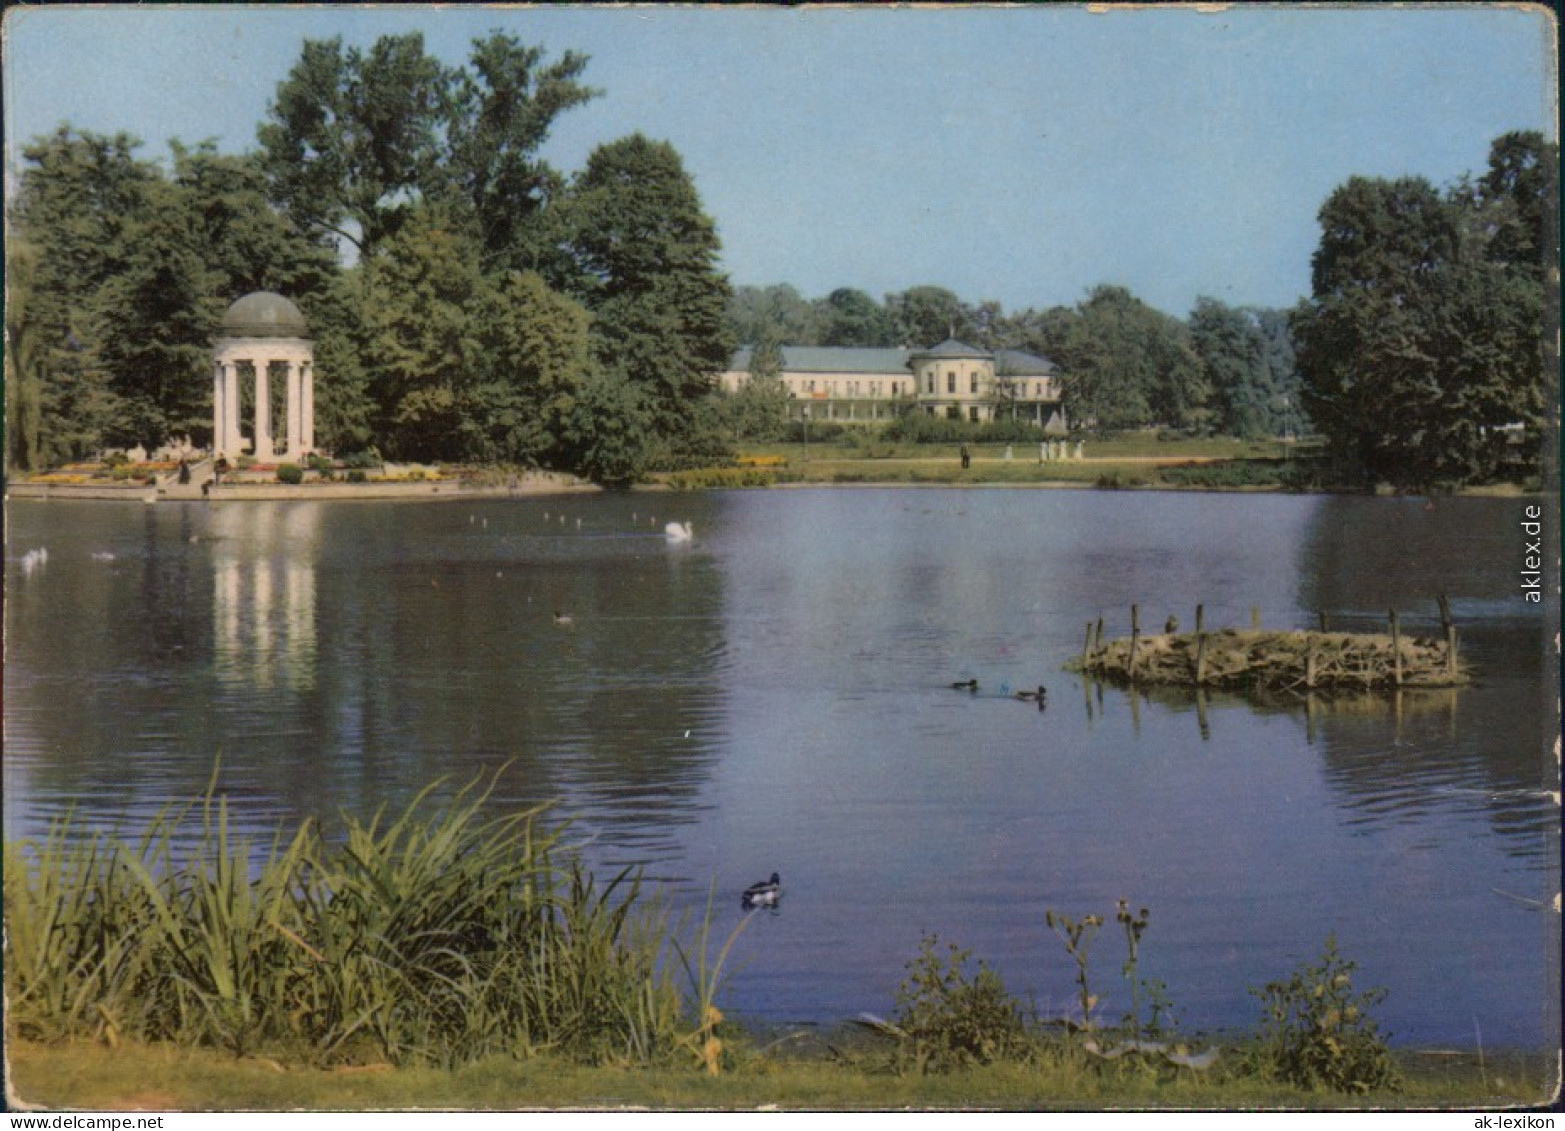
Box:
[970, 374, 978, 394]
[946, 406, 960, 420]
[969, 406, 980, 422]
[947, 372, 956, 393]
[926, 373, 935, 394]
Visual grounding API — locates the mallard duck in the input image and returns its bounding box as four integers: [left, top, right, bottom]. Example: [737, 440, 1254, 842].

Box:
[742, 872, 781, 908]
[950, 678, 978, 692]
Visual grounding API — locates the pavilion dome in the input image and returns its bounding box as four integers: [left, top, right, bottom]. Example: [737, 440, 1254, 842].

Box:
[219, 291, 309, 339]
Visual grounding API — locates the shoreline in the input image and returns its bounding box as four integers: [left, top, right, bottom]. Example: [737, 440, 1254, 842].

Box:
[6, 478, 1540, 502]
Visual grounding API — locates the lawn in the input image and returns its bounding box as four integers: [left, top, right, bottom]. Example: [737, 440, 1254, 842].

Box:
[6, 1038, 1548, 1112]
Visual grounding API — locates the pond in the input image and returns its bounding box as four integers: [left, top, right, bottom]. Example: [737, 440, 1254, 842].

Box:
[4, 488, 1555, 1049]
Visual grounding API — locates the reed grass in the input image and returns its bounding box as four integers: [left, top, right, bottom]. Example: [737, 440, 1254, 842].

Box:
[3, 773, 710, 1069]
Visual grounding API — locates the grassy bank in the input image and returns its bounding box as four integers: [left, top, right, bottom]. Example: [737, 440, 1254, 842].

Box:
[6, 1037, 1549, 1110]
[669, 436, 1327, 491]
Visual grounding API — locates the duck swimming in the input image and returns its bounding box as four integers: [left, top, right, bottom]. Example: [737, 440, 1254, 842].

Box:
[950, 678, 978, 692]
[742, 872, 781, 908]
[1014, 685, 1048, 701]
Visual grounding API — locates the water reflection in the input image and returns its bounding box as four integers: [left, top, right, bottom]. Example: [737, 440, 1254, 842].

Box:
[212, 502, 320, 693]
[1076, 669, 1550, 861]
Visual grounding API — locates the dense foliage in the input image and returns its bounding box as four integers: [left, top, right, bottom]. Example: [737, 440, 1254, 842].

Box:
[1292, 131, 1555, 490]
[7, 33, 732, 481]
[7, 39, 1548, 492]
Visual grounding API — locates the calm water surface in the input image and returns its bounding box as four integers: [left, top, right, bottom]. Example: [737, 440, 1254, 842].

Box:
[4, 489, 1555, 1048]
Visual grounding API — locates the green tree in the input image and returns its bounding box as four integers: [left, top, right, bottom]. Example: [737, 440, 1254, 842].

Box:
[471, 269, 592, 464]
[258, 34, 449, 256]
[814, 287, 896, 347]
[1294, 149, 1550, 489]
[94, 177, 225, 446]
[359, 208, 484, 461]
[563, 134, 734, 466]
[445, 33, 598, 273]
[7, 127, 156, 461]
[258, 32, 595, 268]
[886, 285, 972, 348]
[5, 242, 49, 470]
[1054, 286, 1207, 432]
[1188, 298, 1302, 439]
[170, 143, 339, 300]
[559, 368, 656, 485]
[726, 284, 820, 349]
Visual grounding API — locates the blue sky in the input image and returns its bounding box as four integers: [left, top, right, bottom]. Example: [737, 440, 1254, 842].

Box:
[3, 4, 1556, 317]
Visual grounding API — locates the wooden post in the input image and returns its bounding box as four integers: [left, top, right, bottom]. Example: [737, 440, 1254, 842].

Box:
[1195, 631, 1208, 684]
[1195, 604, 1205, 634]
[1094, 616, 1104, 654]
[1438, 594, 1457, 681]
[1318, 610, 1328, 633]
[1306, 643, 1317, 690]
[1083, 622, 1095, 667]
[1129, 605, 1140, 678]
[1389, 607, 1402, 687]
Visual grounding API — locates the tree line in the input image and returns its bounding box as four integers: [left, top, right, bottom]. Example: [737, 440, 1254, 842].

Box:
[5, 25, 1552, 494]
[727, 282, 1303, 441]
[6, 32, 733, 483]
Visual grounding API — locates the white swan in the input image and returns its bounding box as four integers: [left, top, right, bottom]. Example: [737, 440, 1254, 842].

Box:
[664, 521, 694, 543]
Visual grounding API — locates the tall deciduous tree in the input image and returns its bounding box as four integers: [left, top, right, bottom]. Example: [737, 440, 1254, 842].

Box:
[1294, 137, 1554, 489]
[563, 134, 734, 466]
[257, 31, 595, 267]
[815, 287, 896, 347]
[359, 207, 484, 460]
[1053, 285, 1206, 432]
[258, 34, 449, 256]
[471, 269, 592, 464]
[447, 33, 597, 273]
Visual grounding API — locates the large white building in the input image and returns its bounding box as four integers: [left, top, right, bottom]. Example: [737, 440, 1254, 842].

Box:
[719, 339, 1067, 429]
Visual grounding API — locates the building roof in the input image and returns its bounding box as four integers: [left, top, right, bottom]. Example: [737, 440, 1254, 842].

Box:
[218, 291, 309, 339]
[909, 338, 990, 361]
[729, 346, 914, 374]
[727, 342, 1060, 377]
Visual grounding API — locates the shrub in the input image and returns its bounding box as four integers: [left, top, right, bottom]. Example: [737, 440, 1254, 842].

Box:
[276, 463, 304, 485]
[346, 470, 368, 484]
[339, 449, 382, 470]
[892, 934, 1031, 1073]
[1249, 933, 1400, 1093]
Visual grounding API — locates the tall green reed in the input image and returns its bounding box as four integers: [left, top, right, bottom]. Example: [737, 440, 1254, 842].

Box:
[5, 771, 727, 1070]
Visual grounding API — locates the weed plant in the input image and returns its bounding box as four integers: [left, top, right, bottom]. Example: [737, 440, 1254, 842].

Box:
[1246, 933, 1401, 1093]
[891, 934, 1032, 1073]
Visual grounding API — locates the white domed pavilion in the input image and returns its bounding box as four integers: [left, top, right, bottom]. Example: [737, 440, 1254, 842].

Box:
[211, 292, 316, 461]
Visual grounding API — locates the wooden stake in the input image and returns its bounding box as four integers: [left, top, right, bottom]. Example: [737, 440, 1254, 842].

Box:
[1083, 622, 1095, 666]
[1195, 632, 1208, 684]
[1129, 605, 1140, 678]
[1389, 607, 1402, 687]
[1318, 610, 1328, 633]
[1446, 624, 1459, 681]
[1195, 603, 1205, 634]
[1306, 644, 1317, 689]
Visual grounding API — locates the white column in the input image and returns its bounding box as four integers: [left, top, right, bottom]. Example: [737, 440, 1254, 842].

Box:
[213, 362, 226, 458]
[283, 360, 301, 459]
[225, 363, 241, 455]
[253, 359, 273, 457]
[301, 362, 315, 454]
